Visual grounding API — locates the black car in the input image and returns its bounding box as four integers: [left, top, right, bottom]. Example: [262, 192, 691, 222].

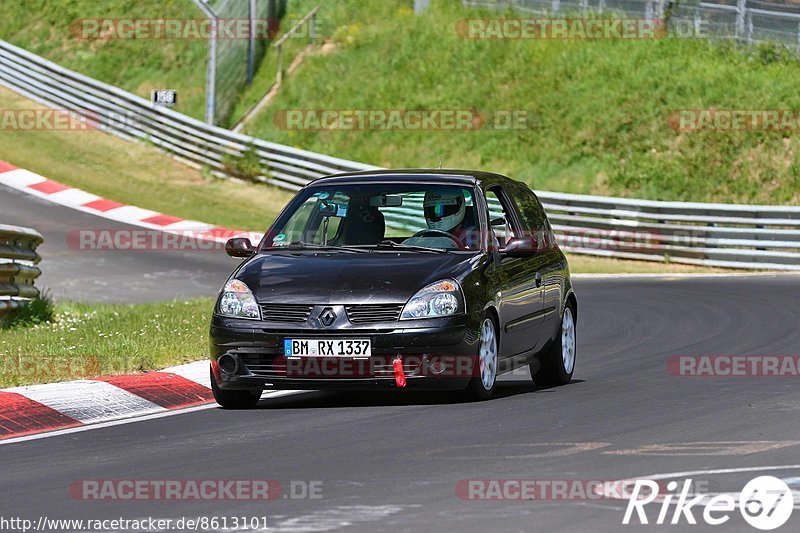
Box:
[210, 169, 577, 407]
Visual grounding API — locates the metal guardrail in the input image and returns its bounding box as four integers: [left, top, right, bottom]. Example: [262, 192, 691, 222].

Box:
[275, 6, 319, 85]
[0, 224, 43, 318]
[462, 0, 800, 53]
[0, 39, 378, 193]
[1, 39, 799, 270]
[536, 192, 800, 270]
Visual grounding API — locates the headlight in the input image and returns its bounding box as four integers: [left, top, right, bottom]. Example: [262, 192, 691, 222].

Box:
[401, 279, 463, 319]
[217, 279, 261, 320]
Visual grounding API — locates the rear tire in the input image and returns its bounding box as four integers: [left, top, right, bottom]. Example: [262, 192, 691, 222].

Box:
[464, 316, 499, 401]
[531, 303, 576, 387]
[211, 368, 262, 409]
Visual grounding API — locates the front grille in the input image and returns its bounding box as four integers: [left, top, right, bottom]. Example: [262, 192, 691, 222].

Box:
[260, 304, 314, 323]
[345, 304, 403, 324]
[240, 353, 287, 377]
[240, 353, 418, 379]
[371, 356, 418, 378]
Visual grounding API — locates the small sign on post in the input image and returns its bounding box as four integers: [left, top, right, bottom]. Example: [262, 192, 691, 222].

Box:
[151, 90, 177, 108]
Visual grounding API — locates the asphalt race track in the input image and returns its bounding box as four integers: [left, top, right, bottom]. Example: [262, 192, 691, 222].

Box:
[3, 183, 800, 531]
[0, 183, 239, 303]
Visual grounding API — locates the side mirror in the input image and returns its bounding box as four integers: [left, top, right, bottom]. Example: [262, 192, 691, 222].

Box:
[225, 237, 255, 258]
[500, 237, 539, 258]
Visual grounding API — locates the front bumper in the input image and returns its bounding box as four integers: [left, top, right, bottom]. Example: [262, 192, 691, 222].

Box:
[210, 312, 482, 391]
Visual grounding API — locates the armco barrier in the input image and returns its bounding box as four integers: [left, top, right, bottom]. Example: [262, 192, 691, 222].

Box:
[0, 224, 43, 318]
[1, 39, 799, 270]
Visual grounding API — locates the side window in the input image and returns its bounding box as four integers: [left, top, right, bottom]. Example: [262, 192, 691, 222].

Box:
[274, 192, 349, 246]
[485, 188, 518, 247]
[510, 186, 555, 249]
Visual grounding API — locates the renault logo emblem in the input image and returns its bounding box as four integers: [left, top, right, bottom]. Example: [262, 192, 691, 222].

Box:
[319, 308, 337, 327]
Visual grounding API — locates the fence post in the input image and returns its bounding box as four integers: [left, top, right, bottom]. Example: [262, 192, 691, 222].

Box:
[746, 9, 753, 44]
[580, 0, 588, 16]
[656, 0, 666, 20]
[276, 44, 283, 84]
[736, 0, 746, 41]
[312, 10, 317, 46]
[552, 0, 560, 13]
[192, 0, 218, 125]
[247, 0, 257, 85]
[206, 18, 218, 125]
[695, 7, 701, 37]
[797, 22, 800, 55]
[599, 0, 605, 15]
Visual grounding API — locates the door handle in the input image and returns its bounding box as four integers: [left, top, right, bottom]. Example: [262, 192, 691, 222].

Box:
[535, 272, 542, 288]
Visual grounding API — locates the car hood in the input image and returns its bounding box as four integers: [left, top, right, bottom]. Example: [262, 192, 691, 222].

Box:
[235, 252, 478, 304]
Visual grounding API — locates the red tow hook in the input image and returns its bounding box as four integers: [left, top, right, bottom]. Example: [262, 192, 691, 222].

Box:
[393, 357, 407, 388]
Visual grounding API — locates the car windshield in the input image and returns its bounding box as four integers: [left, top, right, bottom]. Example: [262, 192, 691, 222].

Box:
[264, 183, 482, 252]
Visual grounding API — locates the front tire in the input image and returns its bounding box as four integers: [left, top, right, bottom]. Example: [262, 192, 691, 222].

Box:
[211, 368, 262, 409]
[464, 316, 499, 401]
[531, 304, 576, 387]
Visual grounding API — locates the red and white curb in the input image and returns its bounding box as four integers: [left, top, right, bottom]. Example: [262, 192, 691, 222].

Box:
[0, 361, 215, 441]
[0, 159, 279, 442]
[0, 160, 261, 243]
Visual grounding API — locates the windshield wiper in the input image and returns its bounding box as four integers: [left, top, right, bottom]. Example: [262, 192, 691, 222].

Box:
[369, 240, 450, 254]
[282, 241, 370, 253]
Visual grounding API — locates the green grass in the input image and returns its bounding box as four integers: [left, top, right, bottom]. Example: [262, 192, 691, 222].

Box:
[0, 294, 55, 330]
[0, 256, 721, 388]
[225, 2, 324, 128]
[0, 0, 209, 120]
[0, 298, 213, 387]
[0, 86, 293, 231]
[565, 254, 728, 274]
[0, 84, 734, 278]
[0, 253, 722, 388]
[0, 0, 318, 125]
[244, 0, 800, 205]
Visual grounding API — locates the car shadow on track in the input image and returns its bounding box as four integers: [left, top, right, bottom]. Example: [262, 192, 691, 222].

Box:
[253, 380, 586, 409]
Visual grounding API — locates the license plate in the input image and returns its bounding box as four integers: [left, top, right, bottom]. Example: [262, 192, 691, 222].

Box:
[284, 338, 371, 357]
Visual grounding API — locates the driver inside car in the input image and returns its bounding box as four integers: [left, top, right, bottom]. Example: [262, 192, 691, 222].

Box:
[402, 188, 478, 249]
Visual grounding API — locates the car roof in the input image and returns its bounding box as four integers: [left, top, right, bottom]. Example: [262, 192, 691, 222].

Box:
[308, 168, 527, 189]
